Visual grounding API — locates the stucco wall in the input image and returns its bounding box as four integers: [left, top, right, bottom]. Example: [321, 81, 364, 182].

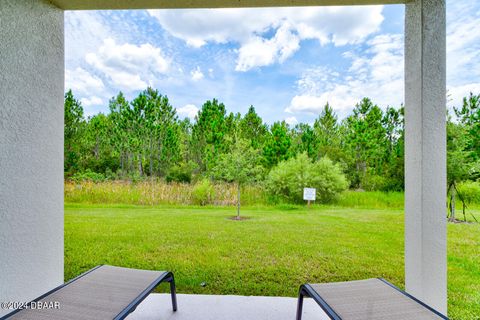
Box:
[0, 0, 64, 316]
[405, 0, 447, 314]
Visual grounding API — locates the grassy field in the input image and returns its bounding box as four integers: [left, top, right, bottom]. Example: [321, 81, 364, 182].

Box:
[65, 204, 479, 319]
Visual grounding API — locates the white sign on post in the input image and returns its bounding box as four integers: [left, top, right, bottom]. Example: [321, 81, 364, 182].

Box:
[303, 188, 316, 201]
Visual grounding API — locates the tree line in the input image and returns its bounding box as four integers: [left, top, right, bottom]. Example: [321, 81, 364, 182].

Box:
[65, 88, 480, 193]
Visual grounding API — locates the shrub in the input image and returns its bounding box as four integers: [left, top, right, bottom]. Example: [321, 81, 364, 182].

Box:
[166, 165, 192, 183]
[70, 170, 106, 183]
[192, 179, 215, 205]
[361, 174, 403, 192]
[266, 153, 348, 203]
[361, 174, 388, 191]
[457, 181, 480, 205]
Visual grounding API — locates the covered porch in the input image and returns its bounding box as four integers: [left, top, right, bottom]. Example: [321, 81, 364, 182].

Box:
[0, 0, 447, 317]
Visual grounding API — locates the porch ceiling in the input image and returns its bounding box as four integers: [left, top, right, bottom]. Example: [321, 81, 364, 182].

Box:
[51, 0, 406, 10]
[127, 293, 329, 320]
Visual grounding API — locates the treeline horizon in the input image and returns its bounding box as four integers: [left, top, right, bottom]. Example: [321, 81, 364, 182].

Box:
[65, 88, 480, 192]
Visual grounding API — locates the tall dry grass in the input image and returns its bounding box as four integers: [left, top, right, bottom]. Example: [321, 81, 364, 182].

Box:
[65, 180, 406, 208]
[64, 180, 269, 206]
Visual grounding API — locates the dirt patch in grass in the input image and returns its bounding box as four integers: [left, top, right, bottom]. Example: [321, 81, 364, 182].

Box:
[228, 216, 251, 221]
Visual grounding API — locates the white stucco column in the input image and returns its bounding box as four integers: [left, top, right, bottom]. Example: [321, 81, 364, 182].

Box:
[0, 0, 64, 316]
[405, 0, 447, 314]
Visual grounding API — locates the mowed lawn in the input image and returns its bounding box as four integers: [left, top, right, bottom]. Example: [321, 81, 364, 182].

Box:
[65, 204, 480, 319]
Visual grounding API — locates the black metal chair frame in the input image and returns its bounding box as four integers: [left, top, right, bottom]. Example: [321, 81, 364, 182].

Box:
[296, 278, 449, 320]
[1, 265, 178, 320]
[115, 269, 178, 319]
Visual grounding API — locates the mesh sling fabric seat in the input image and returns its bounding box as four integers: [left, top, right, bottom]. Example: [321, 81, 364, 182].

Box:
[296, 278, 448, 320]
[2, 265, 177, 320]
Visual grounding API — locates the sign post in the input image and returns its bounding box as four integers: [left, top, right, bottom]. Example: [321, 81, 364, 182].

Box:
[303, 188, 316, 207]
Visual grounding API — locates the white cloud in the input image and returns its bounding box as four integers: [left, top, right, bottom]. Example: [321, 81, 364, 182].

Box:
[64, 67, 106, 112]
[86, 38, 170, 92]
[286, 33, 404, 116]
[236, 22, 300, 71]
[285, 116, 298, 126]
[448, 83, 480, 109]
[291, 6, 384, 46]
[65, 11, 113, 66]
[65, 67, 105, 96]
[288, 91, 359, 115]
[446, 1, 480, 100]
[283, 1, 480, 118]
[148, 6, 384, 71]
[177, 104, 199, 119]
[208, 68, 214, 78]
[148, 8, 276, 47]
[80, 96, 104, 107]
[190, 67, 204, 81]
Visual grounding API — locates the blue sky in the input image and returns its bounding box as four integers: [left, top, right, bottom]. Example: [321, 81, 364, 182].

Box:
[65, 1, 480, 124]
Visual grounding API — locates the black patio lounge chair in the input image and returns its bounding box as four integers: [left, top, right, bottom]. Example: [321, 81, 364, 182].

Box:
[296, 278, 448, 320]
[1, 265, 177, 320]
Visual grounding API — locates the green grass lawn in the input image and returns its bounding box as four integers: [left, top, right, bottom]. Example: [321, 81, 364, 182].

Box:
[65, 204, 480, 319]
